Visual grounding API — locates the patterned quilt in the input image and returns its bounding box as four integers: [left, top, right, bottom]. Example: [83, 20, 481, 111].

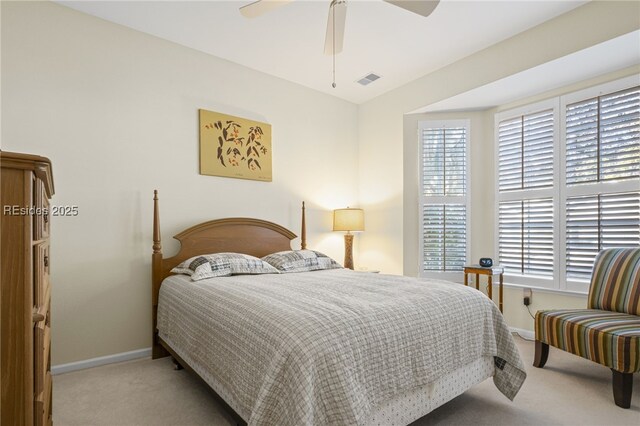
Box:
[157, 269, 526, 426]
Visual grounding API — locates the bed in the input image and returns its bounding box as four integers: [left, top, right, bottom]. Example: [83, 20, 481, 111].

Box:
[151, 191, 526, 426]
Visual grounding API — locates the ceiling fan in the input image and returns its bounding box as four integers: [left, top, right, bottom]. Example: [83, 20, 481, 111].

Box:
[239, 0, 440, 55]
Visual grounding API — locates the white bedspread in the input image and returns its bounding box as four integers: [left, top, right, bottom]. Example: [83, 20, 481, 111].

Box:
[157, 269, 525, 426]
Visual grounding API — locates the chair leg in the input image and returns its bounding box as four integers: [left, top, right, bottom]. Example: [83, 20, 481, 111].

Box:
[533, 340, 549, 368]
[611, 370, 632, 408]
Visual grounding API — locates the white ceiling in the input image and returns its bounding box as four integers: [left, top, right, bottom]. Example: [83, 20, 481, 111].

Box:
[57, 0, 588, 104]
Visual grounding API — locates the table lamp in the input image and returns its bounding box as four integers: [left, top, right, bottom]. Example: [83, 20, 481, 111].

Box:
[333, 207, 364, 269]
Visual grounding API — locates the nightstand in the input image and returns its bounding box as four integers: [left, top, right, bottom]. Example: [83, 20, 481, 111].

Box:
[463, 265, 504, 313]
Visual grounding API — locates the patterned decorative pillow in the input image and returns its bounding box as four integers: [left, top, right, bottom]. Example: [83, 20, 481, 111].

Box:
[171, 253, 279, 281]
[261, 250, 342, 273]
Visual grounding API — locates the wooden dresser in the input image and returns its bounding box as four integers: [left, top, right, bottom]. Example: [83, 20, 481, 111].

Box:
[1, 151, 54, 426]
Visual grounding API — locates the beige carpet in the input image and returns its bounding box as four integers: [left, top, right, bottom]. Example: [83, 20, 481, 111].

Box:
[53, 336, 639, 425]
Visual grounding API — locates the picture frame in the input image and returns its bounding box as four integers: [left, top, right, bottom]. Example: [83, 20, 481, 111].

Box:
[199, 109, 272, 182]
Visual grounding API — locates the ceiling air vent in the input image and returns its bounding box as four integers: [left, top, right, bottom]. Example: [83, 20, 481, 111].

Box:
[356, 73, 381, 86]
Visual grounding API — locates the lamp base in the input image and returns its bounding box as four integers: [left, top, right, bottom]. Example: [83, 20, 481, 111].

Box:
[343, 233, 354, 270]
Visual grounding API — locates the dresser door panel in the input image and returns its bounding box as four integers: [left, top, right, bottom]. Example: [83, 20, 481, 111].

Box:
[34, 371, 51, 426]
[33, 242, 50, 307]
[34, 322, 48, 397]
[33, 178, 50, 241]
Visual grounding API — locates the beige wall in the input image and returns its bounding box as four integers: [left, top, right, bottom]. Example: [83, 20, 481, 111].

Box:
[1, 1, 359, 365]
[3, 1, 640, 365]
[402, 111, 495, 279]
[359, 1, 640, 331]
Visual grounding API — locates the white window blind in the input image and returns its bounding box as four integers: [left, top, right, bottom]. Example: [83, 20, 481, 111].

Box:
[496, 100, 557, 288]
[566, 86, 640, 184]
[498, 109, 554, 191]
[422, 204, 467, 271]
[495, 76, 640, 293]
[419, 121, 469, 274]
[422, 127, 466, 196]
[498, 198, 554, 277]
[566, 192, 640, 279]
[563, 83, 640, 287]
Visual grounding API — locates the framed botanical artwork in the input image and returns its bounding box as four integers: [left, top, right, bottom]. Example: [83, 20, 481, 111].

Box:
[199, 109, 272, 182]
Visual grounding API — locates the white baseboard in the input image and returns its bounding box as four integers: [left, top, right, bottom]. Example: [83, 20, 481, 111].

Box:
[52, 347, 151, 375]
[510, 327, 535, 341]
[51, 329, 534, 375]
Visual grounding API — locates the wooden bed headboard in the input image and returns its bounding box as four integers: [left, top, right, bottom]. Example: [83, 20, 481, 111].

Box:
[151, 190, 306, 358]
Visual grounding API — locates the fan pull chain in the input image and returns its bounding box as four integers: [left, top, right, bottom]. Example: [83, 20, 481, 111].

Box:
[332, 1, 336, 89]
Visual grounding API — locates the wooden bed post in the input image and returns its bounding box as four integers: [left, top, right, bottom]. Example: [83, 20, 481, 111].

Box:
[301, 201, 307, 250]
[152, 190, 169, 359]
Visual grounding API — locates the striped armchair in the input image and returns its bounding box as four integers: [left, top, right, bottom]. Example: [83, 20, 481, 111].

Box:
[534, 248, 640, 408]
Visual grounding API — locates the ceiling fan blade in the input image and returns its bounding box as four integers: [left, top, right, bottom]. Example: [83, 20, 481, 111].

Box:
[324, 0, 347, 55]
[240, 0, 294, 19]
[384, 0, 440, 18]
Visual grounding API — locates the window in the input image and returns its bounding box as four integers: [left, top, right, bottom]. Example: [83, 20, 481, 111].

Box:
[496, 100, 558, 288]
[565, 192, 640, 280]
[419, 120, 470, 278]
[565, 87, 640, 184]
[562, 83, 640, 292]
[498, 198, 554, 277]
[498, 109, 554, 191]
[496, 76, 640, 293]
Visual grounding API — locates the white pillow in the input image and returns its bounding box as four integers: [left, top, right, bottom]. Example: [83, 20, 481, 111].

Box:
[261, 250, 342, 273]
[171, 252, 279, 281]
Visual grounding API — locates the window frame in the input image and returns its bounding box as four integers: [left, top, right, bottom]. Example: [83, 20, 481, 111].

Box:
[494, 75, 639, 294]
[494, 99, 560, 290]
[418, 119, 471, 282]
[559, 76, 640, 293]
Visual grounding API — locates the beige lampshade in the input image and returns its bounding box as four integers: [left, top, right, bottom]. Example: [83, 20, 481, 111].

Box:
[333, 208, 364, 232]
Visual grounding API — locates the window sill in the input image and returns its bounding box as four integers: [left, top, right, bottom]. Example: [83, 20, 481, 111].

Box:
[418, 271, 589, 297]
[420, 271, 465, 284]
[498, 281, 588, 297]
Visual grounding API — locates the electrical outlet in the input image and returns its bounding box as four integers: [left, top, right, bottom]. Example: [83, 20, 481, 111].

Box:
[523, 288, 532, 306]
